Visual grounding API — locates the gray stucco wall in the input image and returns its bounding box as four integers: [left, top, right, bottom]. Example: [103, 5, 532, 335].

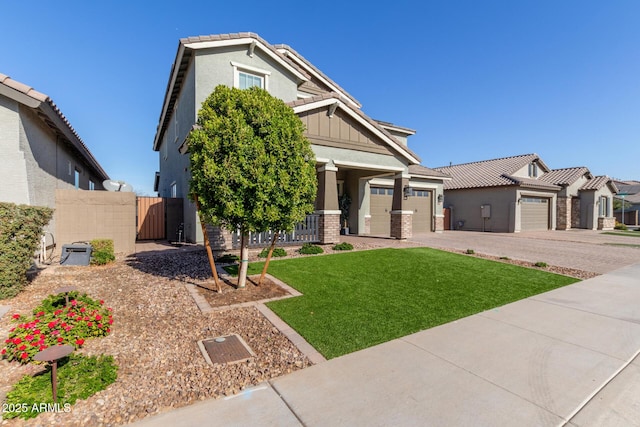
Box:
[194, 46, 299, 107]
[0, 95, 29, 204]
[445, 187, 517, 232]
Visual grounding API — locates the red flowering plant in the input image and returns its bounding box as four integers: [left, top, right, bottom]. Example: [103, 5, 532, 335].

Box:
[2, 292, 113, 364]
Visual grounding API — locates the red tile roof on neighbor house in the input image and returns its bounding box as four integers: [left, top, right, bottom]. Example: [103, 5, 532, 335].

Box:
[0, 73, 109, 181]
[539, 167, 592, 186]
[434, 153, 558, 191]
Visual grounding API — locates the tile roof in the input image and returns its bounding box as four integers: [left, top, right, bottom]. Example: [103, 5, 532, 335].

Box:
[274, 44, 361, 108]
[408, 164, 451, 179]
[434, 154, 558, 190]
[539, 167, 591, 186]
[0, 73, 109, 180]
[288, 93, 421, 164]
[579, 175, 618, 192]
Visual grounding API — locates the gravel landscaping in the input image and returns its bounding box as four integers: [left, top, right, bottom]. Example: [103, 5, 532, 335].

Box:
[0, 240, 596, 426]
[0, 250, 311, 426]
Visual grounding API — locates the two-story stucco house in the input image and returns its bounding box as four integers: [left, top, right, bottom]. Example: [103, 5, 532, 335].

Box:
[435, 154, 617, 232]
[153, 33, 449, 249]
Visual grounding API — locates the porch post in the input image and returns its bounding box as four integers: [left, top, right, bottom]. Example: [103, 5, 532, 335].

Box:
[315, 163, 341, 244]
[390, 173, 412, 239]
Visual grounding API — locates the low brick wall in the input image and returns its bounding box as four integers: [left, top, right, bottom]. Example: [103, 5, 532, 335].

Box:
[598, 217, 615, 230]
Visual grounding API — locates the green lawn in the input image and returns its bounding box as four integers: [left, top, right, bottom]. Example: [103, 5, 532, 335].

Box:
[243, 248, 579, 359]
[601, 231, 640, 237]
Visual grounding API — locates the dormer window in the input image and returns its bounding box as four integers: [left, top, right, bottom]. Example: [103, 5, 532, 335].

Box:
[231, 61, 270, 91]
[528, 162, 538, 178]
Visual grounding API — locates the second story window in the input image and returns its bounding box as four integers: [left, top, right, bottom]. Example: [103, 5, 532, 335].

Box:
[528, 162, 538, 178]
[239, 72, 263, 89]
[74, 169, 80, 189]
[231, 61, 270, 91]
[89, 180, 95, 191]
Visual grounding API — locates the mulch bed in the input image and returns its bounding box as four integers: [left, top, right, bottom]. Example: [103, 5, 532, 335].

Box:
[197, 275, 290, 309]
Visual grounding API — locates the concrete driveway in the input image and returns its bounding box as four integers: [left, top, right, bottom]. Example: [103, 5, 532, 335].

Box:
[347, 230, 640, 274]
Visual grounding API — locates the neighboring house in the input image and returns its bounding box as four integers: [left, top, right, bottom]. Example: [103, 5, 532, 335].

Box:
[152, 32, 449, 248]
[613, 180, 640, 225]
[434, 154, 617, 232]
[0, 73, 110, 240]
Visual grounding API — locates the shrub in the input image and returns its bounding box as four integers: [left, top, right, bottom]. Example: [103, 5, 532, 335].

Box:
[217, 253, 239, 263]
[465, 249, 475, 255]
[333, 242, 354, 251]
[534, 261, 548, 268]
[3, 353, 117, 419]
[614, 222, 628, 231]
[0, 203, 54, 299]
[90, 239, 115, 265]
[258, 247, 287, 258]
[2, 292, 113, 364]
[299, 243, 324, 255]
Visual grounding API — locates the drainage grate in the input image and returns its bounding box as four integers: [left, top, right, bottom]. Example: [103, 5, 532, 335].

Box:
[198, 334, 255, 365]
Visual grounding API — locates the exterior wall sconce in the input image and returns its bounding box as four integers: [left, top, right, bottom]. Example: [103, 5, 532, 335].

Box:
[437, 194, 444, 204]
[403, 186, 412, 200]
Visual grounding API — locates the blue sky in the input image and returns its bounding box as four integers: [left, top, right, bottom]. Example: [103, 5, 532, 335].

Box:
[2, 1, 638, 194]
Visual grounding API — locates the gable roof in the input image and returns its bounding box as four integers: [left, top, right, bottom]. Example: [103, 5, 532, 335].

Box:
[539, 167, 592, 186]
[0, 73, 109, 181]
[153, 32, 311, 151]
[274, 44, 361, 109]
[408, 164, 451, 180]
[579, 176, 618, 193]
[434, 154, 558, 190]
[288, 92, 421, 164]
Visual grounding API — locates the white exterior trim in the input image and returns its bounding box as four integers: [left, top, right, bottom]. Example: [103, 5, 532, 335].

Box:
[314, 157, 330, 164]
[333, 159, 405, 172]
[277, 48, 360, 108]
[185, 38, 308, 81]
[390, 210, 414, 215]
[314, 210, 342, 215]
[231, 61, 271, 91]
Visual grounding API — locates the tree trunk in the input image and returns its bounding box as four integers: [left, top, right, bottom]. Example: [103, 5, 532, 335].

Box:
[194, 195, 222, 293]
[258, 231, 279, 286]
[237, 228, 249, 289]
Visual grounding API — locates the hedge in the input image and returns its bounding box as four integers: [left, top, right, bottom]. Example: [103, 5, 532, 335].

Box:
[0, 202, 53, 299]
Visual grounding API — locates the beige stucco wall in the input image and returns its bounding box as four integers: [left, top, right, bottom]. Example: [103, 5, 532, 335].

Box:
[444, 187, 517, 232]
[54, 189, 136, 255]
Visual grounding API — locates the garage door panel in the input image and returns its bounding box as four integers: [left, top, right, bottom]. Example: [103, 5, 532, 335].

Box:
[406, 190, 432, 233]
[521, 197, 549, 231]
[370, 188, 392, 236]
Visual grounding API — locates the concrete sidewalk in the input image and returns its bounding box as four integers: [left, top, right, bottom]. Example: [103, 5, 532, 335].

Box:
[130, 263, 640, 427]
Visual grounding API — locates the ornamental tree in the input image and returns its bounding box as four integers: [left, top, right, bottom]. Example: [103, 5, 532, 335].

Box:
[188, 85, 317, 288]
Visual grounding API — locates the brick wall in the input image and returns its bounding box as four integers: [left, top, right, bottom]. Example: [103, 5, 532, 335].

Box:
[207, 224, 233, 251]
[571, 198, 581, 228]
[390, 212, 412, 239]
[319, 213, 340, 244]
[598, 217, 615, 230]
[557, 197, 572, 230]
[435, 216, 444, 232]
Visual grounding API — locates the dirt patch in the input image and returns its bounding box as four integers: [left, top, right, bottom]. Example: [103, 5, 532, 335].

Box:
[197, 275, 290, 309]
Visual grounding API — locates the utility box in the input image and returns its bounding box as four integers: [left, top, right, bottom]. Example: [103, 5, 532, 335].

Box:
[60, 243, 93, 266]
[481, 205, 491, 219]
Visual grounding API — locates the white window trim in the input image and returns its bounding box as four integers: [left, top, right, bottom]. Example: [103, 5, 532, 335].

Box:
[170, 181, 177, 198]
[230, 61, 270, 91]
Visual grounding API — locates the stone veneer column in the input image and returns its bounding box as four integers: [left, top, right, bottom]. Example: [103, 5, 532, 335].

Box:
[556, 196, 572, 230]
[434, 216, 444, 232]
[390, 174, 413, 240]
[364, 215, 371, 234]
[315, 163, 341, 244]
[598, 217, 615, 230]
[206, 224, 233, 250]
[571, 198, 581, 228]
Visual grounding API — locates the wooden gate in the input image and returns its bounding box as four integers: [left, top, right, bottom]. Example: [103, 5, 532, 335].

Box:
[443, 207, 451, 230]
[137, 197, 165, 240]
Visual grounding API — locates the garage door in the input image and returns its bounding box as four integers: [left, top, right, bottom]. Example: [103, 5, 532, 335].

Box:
[406, 189, 432, 233]
[370, 187, 392, 236]
[521, 197, 550, 231]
